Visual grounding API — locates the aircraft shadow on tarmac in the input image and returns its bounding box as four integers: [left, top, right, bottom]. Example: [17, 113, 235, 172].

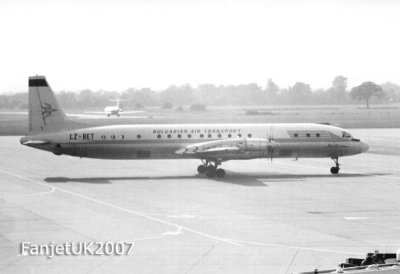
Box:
[43, 175, 267, 186]
[43, 171, 389, 187]
[214, 171, 390, 186]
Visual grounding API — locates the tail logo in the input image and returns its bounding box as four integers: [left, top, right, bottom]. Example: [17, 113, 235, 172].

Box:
[41, 103, 58, 118]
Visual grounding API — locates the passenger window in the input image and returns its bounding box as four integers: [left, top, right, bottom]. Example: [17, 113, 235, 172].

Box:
[137, 150, 150, 158]
[177, 134, 181, 138]
[218, 134, 222, 138]
[200, 134, 204, 138]
[137, 134, 141, 139]
[167, 134, 171, 138]
[316, 133, 320, 137]
[294, 133, 298, 137]
[248, 134, 252, 138]
[228, 134, 232, 138]
[111, 135, 116, 140]
[306, 133, 310, 137]
[208, 134, 212, 138]
[188, 134, 192, 138]
[238, 134, 242, 138]
[157, 134, 161, 139]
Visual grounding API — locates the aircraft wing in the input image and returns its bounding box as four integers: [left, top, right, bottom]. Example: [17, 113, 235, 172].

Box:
[191, 146, 241, 156]
[82, 111, 108, 115]
[82, 111, 145, 115]
[0, 111, 145, 118]
[119, 111, 145, 114]
[68, 111, 145, 118]
[175, 138, 280, 159]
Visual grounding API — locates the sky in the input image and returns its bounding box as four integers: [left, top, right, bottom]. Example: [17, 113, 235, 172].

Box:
[0, 0, 399, 93]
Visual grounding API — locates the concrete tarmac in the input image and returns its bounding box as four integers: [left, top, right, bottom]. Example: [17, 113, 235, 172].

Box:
[0, 129, 399, 273]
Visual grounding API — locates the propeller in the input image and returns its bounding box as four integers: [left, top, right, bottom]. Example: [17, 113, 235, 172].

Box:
[267, 126, 274, 163]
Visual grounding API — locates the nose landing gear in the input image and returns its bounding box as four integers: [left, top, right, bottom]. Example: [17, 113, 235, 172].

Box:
[197, 159, 225, 178]
[330, 157, 340, 174]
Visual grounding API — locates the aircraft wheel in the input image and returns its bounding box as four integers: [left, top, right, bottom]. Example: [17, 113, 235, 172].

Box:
[330, 167, 339, 174]
[197, 165, 206, 174]
[216, 168, 225, 178]
[206, 166, 216, 178]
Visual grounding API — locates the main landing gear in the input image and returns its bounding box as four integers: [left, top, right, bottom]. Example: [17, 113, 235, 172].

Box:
[330, 157, 340, 174]
[197, 159, 225, 178]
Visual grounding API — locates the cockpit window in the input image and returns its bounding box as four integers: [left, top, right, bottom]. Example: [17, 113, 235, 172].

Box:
[342, 131, 352, 139]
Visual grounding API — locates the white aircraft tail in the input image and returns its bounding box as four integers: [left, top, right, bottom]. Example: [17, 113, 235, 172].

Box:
[28, 76, 81, 133]
[110, 99, 126, 109]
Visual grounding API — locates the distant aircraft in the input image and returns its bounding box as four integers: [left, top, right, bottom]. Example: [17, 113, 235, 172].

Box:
[21, 76, 369, 178]
[86, 99, 143, 117]
[105, 99, 125, 117]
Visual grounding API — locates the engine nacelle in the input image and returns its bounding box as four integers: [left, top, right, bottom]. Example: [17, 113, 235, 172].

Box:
[179, 138, 280, 154]
[245, 138, 280, 151]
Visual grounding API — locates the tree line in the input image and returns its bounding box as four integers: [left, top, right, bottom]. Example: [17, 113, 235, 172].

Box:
[1, 76, 399, 110]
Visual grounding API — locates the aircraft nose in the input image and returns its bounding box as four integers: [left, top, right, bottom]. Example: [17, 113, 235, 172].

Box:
[361, 141, 369, 153]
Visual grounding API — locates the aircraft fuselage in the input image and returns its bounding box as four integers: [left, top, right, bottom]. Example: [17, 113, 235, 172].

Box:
[21, 123, 368, 161]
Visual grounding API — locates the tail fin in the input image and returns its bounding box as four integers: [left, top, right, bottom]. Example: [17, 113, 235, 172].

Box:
[28, 76, 78, 133]
[110, 99, 124, 109]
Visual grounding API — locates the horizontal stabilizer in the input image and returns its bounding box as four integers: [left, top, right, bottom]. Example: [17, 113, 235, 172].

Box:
[21, 139, 49, 145]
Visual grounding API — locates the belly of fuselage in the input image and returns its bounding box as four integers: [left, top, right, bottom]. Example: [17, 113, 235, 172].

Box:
[57, 142, 184, 159]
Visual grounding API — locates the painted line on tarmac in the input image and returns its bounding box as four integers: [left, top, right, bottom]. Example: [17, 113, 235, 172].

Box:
[344, 217, 369, 220]
[21, 188, 56, 197]
[128, 227, 183, 242]
[0, 168, 56, 193]
[167, 214, 197, 218]
[0, 167, 370, 256]
[345, 162, 400, 174]
[305, 158, 400, 179]
[0, 167, 241, 247]
[281, 160, 400, 181]
[231, 239, 365, 256]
